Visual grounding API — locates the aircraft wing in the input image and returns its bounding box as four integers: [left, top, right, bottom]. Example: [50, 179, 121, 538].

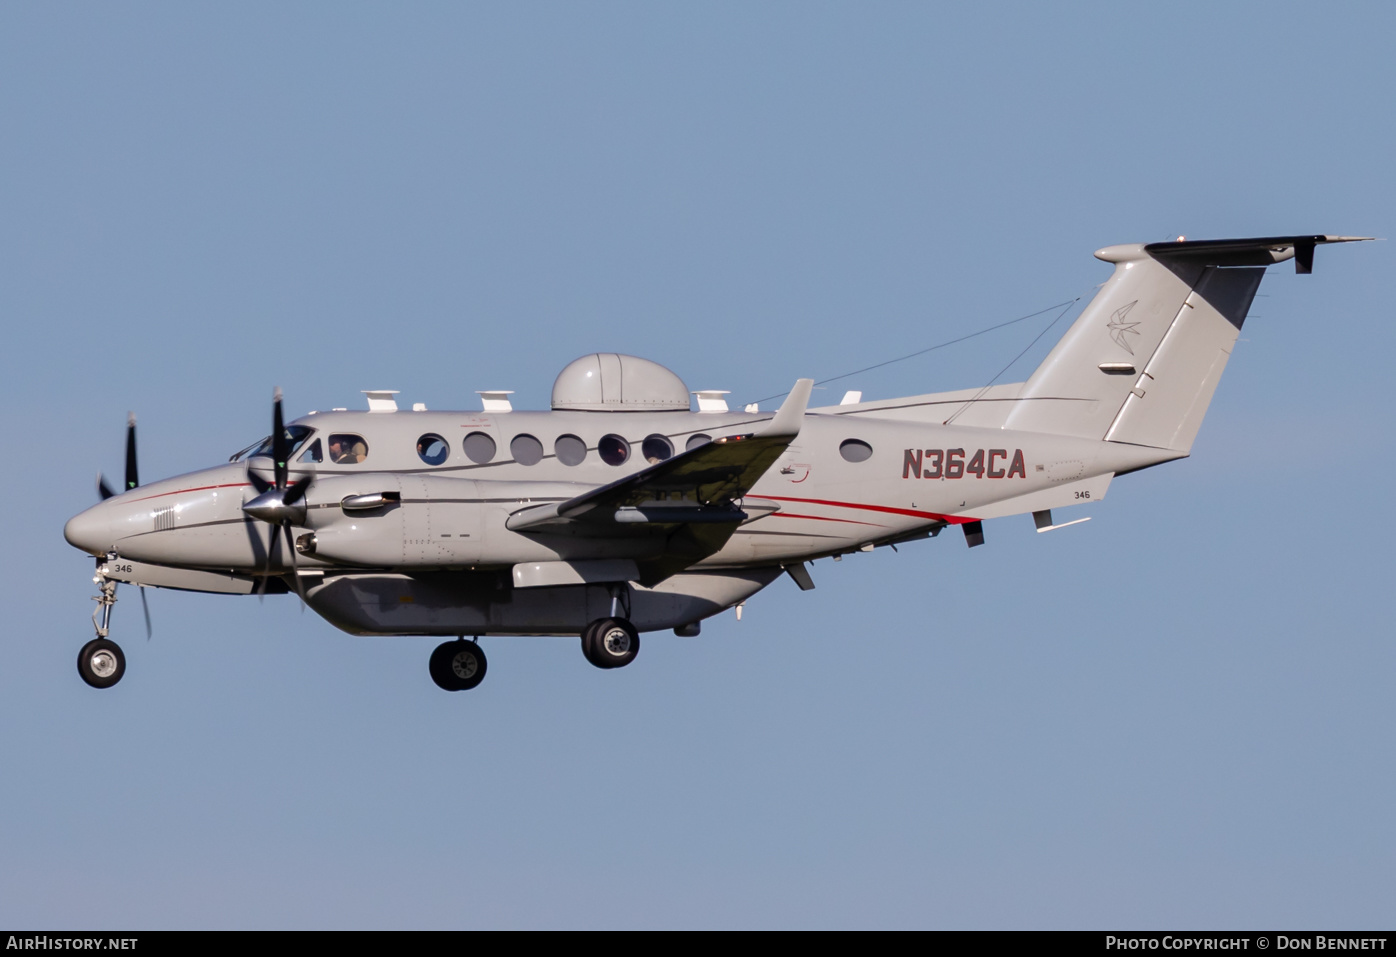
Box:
[507, 379, 814, 535]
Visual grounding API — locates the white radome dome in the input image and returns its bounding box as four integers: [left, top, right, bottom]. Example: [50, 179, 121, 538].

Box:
[551, 354, 690, 412]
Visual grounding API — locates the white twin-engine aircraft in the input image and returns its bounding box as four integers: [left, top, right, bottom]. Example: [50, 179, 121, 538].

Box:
[65, 235, 1369, 691]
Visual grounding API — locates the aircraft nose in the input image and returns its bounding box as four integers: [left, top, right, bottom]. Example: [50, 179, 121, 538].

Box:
[64, 502, 116, 557]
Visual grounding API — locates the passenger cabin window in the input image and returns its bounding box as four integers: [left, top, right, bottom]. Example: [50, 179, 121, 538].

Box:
[839, 439, 873, 463]
[463, 431, 496, 464]
[416, 433, 449, 466]
[555, 434, 587, 466]
[599, 434, 630, 466]
[327, 433, 369, 464]
[511, 434, 544, 466]
[642, 434, 674, 464]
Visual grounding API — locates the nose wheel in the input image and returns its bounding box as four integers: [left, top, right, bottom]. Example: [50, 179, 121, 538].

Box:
[429, 639, 487, 691]
[78, 637, 126, 689]
[581, 617, 640, 669]
[79, 566, 127, 688]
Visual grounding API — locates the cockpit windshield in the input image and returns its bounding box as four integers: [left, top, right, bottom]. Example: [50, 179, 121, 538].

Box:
[230, 426, 315, 462]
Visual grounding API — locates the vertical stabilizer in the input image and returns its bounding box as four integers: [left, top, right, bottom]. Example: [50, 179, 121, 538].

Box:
[1001, 235, 1368, 451]
[1103, 266, 1262, 452]
[1002, 245, 1205, 441]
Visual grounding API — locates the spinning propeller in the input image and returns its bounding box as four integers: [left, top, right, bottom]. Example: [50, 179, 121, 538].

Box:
[241, 388, 312, 600]
[96, 412, 139, 501]
[94, 413, 154, 639]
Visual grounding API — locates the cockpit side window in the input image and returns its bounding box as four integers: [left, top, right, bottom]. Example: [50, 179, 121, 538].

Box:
[327, 433, 369, 464]
[242, 426, 314, 462]
[228, 439, 263, 463]
[298, 438, 323, 464]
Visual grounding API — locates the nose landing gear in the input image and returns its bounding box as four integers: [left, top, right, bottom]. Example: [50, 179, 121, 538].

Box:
[80, 569, 126, 689]
[78, 637, 125, 689]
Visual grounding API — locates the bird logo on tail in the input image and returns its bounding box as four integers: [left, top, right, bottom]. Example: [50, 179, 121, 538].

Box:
[1106, 300, 1142, 354]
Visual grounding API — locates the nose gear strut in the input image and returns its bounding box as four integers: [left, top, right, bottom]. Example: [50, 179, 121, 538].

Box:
[82, 555, 128, 688]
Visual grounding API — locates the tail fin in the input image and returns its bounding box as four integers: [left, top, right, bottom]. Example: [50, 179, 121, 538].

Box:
[1001, 235, 1370, 451]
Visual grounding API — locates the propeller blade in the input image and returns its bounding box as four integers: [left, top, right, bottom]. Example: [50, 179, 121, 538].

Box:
[284, 522, 308, 607]
[139, 585, 152, 640]
[125, 412, 139, 491]
[271, 387, 288, 492]
[97, 472, 116, 501]
[283, 476, 313, 506]
[247, 471, 272, 494]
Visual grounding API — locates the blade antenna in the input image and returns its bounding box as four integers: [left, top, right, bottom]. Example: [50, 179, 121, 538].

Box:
[284, 522, 308, 608]
[256, 528, 271, 603]
[139, 585, 153, 640]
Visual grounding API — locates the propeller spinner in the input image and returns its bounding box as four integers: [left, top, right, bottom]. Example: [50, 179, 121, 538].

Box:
[241, 388, 313, 600]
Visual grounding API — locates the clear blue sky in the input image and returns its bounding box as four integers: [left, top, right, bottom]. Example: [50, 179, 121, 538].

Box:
[2, 3, 1391, 929]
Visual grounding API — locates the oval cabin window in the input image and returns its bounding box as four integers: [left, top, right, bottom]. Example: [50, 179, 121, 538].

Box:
[598, 434, 630, 466]
[839, 439, 873, 463]
[463, 432, 496, 464]
[416, 433, 449, 466]
[642, 434, 673, 463]
[555, 434, 587, 466]
[511, 434, 544, 466]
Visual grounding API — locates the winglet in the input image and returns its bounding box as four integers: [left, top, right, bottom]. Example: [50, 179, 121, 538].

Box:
[760, 379, 814, 439]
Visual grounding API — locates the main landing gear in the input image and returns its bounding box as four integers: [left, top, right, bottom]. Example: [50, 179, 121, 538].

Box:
[581, 617, 640, 670]
[79, 571, 126, 689]
[427, 617, 641, 691]
[429, 639, 488, 692]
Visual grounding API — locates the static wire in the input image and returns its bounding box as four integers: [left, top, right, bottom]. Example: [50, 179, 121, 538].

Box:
[941, 294, 1085, 425]
[743, 295, 1086, 409]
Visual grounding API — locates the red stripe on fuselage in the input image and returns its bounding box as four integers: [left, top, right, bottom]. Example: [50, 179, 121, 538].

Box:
[128, 482, 252, 503]
[749, 494, 974, 524]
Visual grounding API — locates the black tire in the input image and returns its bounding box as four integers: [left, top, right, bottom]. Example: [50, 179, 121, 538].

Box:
[589, 618, 640, 670]
[77, 638, 125, 689]
[429, 639, 487, 691]
[580, 619, 605, 668]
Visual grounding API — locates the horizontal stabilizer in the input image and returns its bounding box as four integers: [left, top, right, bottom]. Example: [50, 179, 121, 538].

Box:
[1139, 235, 1372, 273]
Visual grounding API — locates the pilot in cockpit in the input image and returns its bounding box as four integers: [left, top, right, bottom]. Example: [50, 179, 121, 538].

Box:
[328, 434, 367, 465]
